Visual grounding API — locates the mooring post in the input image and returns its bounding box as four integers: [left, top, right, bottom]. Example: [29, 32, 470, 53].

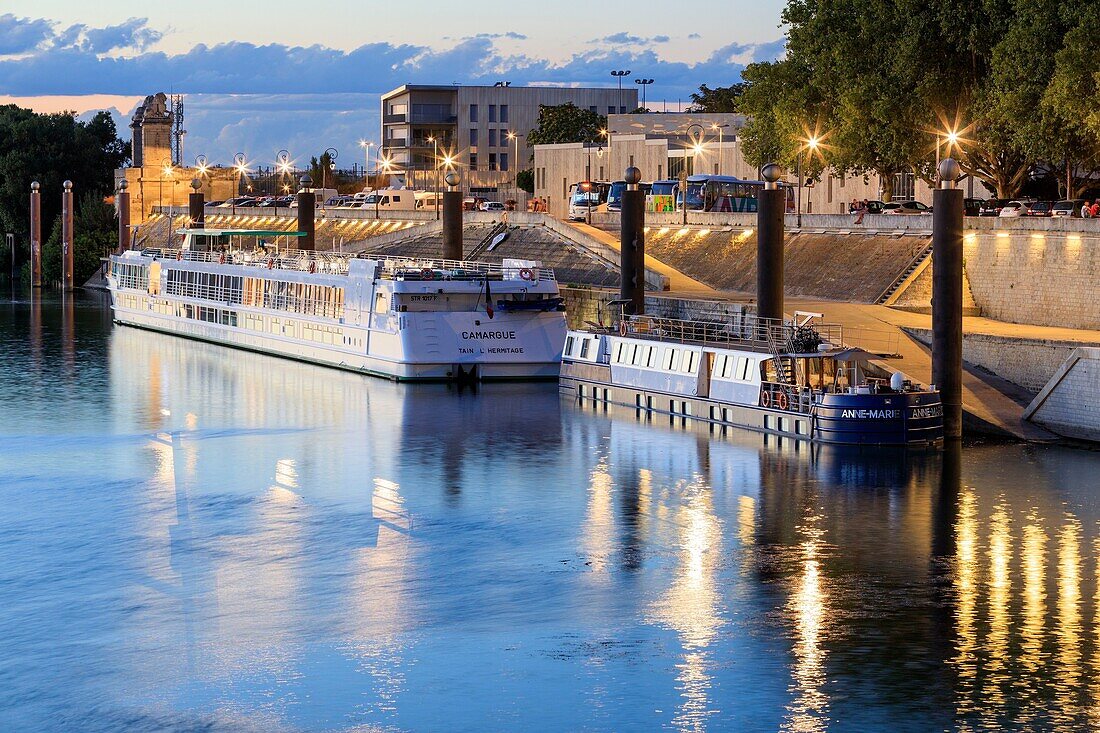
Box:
[443, 170, 463, 261]
[62, 180, 74, 291]
[756, 163, 785, 324]
[297, 175, 316, 251]
[188, 178, 205, 231]
[30, 181, 42, 287]
[117, 179, 131, 253]
[932, 158, 964, 440]
[620, 165, 645, 316]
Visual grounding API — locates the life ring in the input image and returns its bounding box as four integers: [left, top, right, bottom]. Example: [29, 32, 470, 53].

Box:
[619, 320, 628, 337]
[760, 391, 771, 408]
[219, 253, 226, 265]
[519, 267, 535, 281]
[421, 268, 435, 280]
[267, 258, 274, 269]
[308, 260, 317, 274]
[176, 251, 182, 261]
[776, 390, 790, 411]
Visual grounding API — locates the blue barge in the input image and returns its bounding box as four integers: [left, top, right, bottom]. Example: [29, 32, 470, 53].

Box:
[559, 312, 943, 446]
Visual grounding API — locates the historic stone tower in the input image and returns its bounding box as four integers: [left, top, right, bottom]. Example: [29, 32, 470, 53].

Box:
[129, 92, 174, 171]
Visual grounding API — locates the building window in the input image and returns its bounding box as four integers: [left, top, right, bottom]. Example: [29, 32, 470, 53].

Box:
[500, 105, 509, 123]
[620, 106, 627, 114]
[500, 152, 509, 172]
[470, 128, 478, 147]
[629, 154, 634, 166]
[658, 164, 663, 180]
[488, 129, 497, 147]
[589, 106, 597, 113]
[563, 178, 568, 197]
[599, 165, 604, 180]
[489, 153, 497, 171]
[470, 152, 478, 168]
[469, 104, 478, 122]
[608, 106, 616, 115]
[489, 104, 497, 123]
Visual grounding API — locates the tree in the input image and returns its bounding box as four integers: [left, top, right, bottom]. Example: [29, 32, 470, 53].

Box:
[0, 105, 127, 282]
[526, 104, 606, 146]
[516, 169, 535, 194]
[688, 83, 746, 113]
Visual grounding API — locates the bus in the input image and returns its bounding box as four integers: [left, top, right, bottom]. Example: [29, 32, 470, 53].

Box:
[676, 174, 795, 213]
[567, 181, 611, 220]
[606, 180, 654, 213]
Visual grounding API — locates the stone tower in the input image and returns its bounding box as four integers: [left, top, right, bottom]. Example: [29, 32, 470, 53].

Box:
[130, 92, 173, 170]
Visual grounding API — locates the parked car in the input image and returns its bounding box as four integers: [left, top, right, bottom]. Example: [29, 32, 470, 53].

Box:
[1052, 199, 1084, 218]
[998, 200, 1028, 217]
[979, 198, 1009, 216]
[883, 200, 931, 215]
[479, 201, 506, 212]
[847, 200, 887, 214]
[1022, 201, 1054, 217]
[963, 198, 984, 217]
[204, 200, 225, 208]
[218, 196, 257, 208]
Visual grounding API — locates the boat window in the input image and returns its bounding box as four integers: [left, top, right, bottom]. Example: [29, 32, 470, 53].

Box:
[714, 354, 726, 378]
[646, 347, 658, 368]
[683, 351, 698, 373]
[565, 335, 575, 356]
[632, 344, 645, 365]
[580, 339, 590, 359]
[374, 292, 389, 313]
[669, 349, 681, 371]
[723, 355, 735, 378]
[613, 341, 623, 362]
[738, 357, 753, 381]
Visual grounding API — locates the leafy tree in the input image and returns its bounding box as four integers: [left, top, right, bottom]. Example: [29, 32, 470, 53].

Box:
[688, 83, 746, 113]
[0, 105, 127, 282]
[515, 169, 534, 194]
[526, 104, 606, 146]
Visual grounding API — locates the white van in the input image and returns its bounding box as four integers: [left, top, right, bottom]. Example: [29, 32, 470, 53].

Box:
[362, 189, 418, 211]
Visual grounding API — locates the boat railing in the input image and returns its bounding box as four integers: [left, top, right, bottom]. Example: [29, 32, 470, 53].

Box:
[760, 382, 819, 415]
[125, 248, 555, 282]
[620, 313, 844, 353]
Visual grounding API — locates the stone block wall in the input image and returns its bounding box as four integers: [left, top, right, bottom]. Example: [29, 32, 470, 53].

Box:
[1025, 348, 1100, 442]
[963, 229, 1100, 330]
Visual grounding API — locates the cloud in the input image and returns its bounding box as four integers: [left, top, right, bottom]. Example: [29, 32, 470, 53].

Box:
[590, 32, 672, 45]
[80, 18, 163, 53]
[688, 33, 702, 40]
[0, 14, 53, 55]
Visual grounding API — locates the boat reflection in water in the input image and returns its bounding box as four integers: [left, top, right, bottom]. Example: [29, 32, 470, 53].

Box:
[3, 292, 1100, 731]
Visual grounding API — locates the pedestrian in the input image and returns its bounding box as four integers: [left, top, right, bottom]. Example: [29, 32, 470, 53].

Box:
[1092, 201, 1100, 218]
[1081, 200, 1091, 218]
[855, 199, 868, 225]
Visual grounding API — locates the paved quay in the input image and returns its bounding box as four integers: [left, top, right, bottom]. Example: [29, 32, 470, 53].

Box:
[566, 221, 715, 295]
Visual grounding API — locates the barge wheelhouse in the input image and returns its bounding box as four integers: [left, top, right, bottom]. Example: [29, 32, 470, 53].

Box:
[107, 228, 567, 381]
[560, 312, 943, 446]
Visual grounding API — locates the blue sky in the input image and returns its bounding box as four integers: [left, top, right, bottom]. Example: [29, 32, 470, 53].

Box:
[0, 2, 786, 164]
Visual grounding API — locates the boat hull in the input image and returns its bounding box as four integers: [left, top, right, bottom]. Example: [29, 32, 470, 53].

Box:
[560, 364, 942, 446]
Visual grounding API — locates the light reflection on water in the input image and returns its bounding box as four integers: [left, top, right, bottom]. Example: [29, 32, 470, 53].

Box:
[2, 291, 1100, 732]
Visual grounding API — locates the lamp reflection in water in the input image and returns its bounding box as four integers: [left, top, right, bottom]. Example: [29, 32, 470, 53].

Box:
[1054, 515, 1083, 729]
[952, 487, 979, 723]
[647, 477, 724, 732]
[981, 502, 1012, 719]
[782, 509, 828, 733]
[583, 457, 615, 576]
[1016, 509, 1047, 725]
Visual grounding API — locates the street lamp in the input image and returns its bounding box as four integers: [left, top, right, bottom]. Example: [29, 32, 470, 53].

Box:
[195, 154, 208, 177]
[584, 143, 604, 224]
[682, 123, 705, 224]
[322, 147, 338, 195]
[796, 136, 820, 228]
[634, 78, 654, 111]
[936, 128, 960, 177]
[507, 131, 519, 206]
[710, 123, 730, 175]
[358, 139, 374, 189]
[233, 153, 247, 215]
[162, 164, 174, 238]
[427, 135, 440, 219]
[611, 69, 631, 112]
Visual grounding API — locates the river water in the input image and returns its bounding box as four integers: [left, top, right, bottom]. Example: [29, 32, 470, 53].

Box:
[2, 290, 1099, 732]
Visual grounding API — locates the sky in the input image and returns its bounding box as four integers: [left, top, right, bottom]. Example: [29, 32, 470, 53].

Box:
[0, 1, 786, 165]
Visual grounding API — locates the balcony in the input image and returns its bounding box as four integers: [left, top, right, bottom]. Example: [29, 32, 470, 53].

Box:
[383, 139, 408, 149]
[383, 113, 406, 124]
[409, 111, 456, 124]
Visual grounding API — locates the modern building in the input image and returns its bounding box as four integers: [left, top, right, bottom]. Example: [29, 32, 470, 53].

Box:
[379, 84, 638, 200]
[532, 112, 939, 219]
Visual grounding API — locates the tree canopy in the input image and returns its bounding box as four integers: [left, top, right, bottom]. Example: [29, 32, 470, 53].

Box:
[0, 105, 128, 283]
[526, 104, 607, 148]
[730, 0, 1100, 199]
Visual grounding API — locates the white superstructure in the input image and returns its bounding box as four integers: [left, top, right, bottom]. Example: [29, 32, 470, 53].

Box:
[107, 229, 567, 381]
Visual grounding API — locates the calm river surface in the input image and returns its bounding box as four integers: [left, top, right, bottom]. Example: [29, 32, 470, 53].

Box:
[2, 291, 1100, 732]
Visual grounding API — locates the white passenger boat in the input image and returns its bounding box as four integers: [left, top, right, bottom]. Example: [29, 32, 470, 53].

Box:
[107, 228, 567, 381]
[560, 310, 943, 446]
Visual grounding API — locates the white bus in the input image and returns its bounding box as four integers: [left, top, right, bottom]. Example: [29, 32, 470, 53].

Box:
[567, 181, 611, 220]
